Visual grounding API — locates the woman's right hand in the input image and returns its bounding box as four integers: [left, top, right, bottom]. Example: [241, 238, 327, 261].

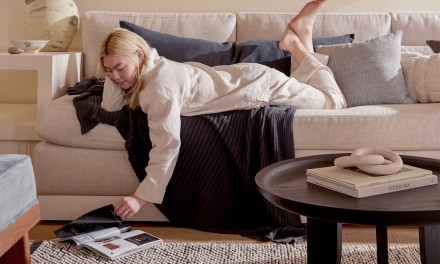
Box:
[114, 195, 146, 219]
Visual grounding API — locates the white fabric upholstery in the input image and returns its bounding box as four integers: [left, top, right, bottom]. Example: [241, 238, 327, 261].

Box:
[391, 12, 440, 46]
[36, 95, 125, 150]
[33, 142, 138, 195]
[294, 103, 440, 151]
[34, 11, 440, 221]
[404, 54, 440, 103]
[236, 12, 391, 43]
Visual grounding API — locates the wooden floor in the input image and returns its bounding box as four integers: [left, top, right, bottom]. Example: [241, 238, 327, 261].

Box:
[29, 221, 420, 244]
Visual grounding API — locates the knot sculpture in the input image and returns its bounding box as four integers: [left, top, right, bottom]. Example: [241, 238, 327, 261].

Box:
[334, 147, 403, 175]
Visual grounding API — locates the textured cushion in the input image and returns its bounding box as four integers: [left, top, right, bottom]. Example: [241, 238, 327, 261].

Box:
[0, 154, 38, 231]
[315, 31, 414, 107]
[293, 103, 440, 152]
[82, 12, 237, 78]
[401, 45, 433, 56]
[120, 20, 354, 76]
[391, 12, 440, 46]
[36, 95, 125, 150]
[236, 12, 391, 43]
[33, 142, 139, 196]
[404, 53, 440, 103]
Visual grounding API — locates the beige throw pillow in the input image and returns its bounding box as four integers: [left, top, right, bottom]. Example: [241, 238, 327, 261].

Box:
[403, 53, 440, 103]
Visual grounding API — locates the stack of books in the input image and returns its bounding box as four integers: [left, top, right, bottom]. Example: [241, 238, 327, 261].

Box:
[306, 164, 438, 198]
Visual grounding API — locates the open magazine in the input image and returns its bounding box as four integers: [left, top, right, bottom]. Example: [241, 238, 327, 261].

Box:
[53, 204, 162, 260]
[54, 204, 126, 238]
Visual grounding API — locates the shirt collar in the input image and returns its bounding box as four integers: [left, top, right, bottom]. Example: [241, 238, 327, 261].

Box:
[144, 48, 161, 73]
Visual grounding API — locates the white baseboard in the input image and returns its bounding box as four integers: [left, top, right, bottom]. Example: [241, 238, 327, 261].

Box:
[38, 195, 169, 222]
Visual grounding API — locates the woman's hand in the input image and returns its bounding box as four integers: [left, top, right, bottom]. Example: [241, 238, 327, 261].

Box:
[114, 195, 146, 219]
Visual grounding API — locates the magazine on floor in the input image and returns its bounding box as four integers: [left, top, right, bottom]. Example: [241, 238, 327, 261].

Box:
[54, 204, 127, 238]
[53, 204, 162, 260]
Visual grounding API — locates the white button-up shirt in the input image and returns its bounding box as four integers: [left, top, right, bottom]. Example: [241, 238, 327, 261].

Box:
[101, 48, 345, 204]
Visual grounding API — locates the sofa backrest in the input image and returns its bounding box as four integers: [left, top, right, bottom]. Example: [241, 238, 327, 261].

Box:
[391, 12, 440, 46]
[237, 12, 391, 43]
[82, 11, 440, 78]
[83, 11, 236, 78]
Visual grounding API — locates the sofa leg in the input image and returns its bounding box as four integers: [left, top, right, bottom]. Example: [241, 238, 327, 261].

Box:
[0, 233, 30, 264]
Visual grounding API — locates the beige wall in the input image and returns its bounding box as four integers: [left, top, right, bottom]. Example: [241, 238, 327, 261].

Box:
[2, 0, 440, 52]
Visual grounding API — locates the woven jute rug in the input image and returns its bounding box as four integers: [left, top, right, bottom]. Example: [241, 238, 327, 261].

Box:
[31, 239, 420, 264]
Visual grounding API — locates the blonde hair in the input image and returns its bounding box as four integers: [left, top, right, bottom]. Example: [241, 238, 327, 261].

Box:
[99, 28, 151, 109]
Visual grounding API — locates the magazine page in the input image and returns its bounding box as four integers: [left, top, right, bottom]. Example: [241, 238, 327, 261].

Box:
[81, 230, 162, 260]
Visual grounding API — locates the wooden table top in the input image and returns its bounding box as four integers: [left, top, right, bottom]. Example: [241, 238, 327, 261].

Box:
[256, 154, 440, 226]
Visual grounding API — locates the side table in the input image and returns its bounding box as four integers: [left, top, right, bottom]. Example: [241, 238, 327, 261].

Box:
[256, 154, 440, 264]
[0, 52, 82, 155]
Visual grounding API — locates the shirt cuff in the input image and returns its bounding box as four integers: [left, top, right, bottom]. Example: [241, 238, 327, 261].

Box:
[134, 176, 167, 204]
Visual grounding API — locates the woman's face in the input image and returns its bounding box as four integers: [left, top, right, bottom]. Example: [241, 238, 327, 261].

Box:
[103, 54, 139, 91]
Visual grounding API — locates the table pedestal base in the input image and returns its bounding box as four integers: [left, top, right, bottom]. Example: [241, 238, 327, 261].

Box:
[306, 218, 440, 264]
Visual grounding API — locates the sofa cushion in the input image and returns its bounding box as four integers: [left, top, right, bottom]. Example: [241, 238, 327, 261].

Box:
[293, 103, 440, 152]
[120, 20, 354, 76]
[33, 142, 139, 196]
[236, 12, 391, 43]
[315, 31, 414, 107]
[36, 95, 125, 150]
[401, 45, 433, 55]
[391, 12, 440, 46]
[404, 54, 440, 103]
[83, 12, 237, 78]
[0, 154, 38, 231]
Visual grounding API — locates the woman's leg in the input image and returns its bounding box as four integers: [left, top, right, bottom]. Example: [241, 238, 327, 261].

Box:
[268, 60, 346, 109]
[279, 0, 326, 65]
[270, 1, 346, 109]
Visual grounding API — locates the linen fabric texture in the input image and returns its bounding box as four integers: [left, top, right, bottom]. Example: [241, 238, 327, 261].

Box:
[315, 31, 414, 107]
[120, 20, 354, 76]
[401, 52, 440, 103]
[0, 154, 38, 232]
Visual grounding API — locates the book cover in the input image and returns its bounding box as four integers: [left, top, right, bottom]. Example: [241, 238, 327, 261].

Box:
[54, 204, 126, 238]
[307, 173, 438, 198]
[306, 164, 433, 188]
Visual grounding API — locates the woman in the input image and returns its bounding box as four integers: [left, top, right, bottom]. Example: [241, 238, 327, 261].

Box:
[99, 0, 346, 219]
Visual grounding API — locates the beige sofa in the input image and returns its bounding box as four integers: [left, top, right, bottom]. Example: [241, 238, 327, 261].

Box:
[33, 11, 440, 221]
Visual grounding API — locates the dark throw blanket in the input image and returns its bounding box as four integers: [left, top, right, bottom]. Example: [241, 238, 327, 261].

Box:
[68, 77, 305, 243]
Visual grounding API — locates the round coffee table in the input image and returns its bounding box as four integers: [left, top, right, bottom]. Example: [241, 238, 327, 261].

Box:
[255, 154, 440, 264]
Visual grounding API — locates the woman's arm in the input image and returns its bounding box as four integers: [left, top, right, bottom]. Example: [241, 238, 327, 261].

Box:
[113, 90, 182, 218]
[134, 91, 182, 204]
[114, 195, 146, 219]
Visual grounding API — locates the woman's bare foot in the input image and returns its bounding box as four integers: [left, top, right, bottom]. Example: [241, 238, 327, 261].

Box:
[279, 0, 326, 52]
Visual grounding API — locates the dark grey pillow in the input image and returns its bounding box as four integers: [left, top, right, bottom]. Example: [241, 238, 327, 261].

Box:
[119, 20, 354, 76]
[427, 40, 440, 53]
[315, 31, 414, 107]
